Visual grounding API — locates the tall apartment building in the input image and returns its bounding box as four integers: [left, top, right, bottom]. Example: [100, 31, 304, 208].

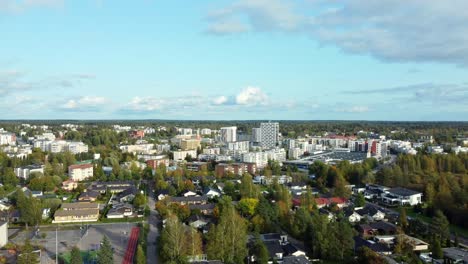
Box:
[251, 128, 262, 143]
[220, 127, 237, 143]
[68, 163, 94, 181]
[227, 141, 250, 152]
[284, 139, 295, 149]
[260, 122, 279, 149]
[0, 132, 16, 146]
[215, 163, 257, 177]
[173, 150, 197, 161]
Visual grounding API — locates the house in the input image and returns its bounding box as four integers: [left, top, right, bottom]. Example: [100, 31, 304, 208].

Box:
[369, 221, 397, 235]
[443, 247, 468, 264]
[356, 205, 385, 221]
[187, 215, 210, 229]
[364, 184, 389, 199]
[183, 191, 198, 197]
[53, 202, 99, 223]
[203, 187, 221, 199]
[78, 190, 100, 202]
[282, 256, 311, 264]
[62, 179, 78, 191]
[319, 208, 335, 221]
[315, 197, 348, 209]
[157, 190, 170, 201]
[264, 241, 284, 262]
[107, 204, 133, 219]
[31, 191, 43, 198]
[68, 163, 94, 181]
[344, 209, 362, 223]
[282, 243, 306, 257]
[0, 222, 7, 248]
[189, 203, 215, 215]
[0, 202, 11, 211]
[374, 235, 429, 252]
[115, 187, 137, 203]
[169, 196, 208, 206]
[88, 181, 134, 194]
[354, 236, 393, 255]
[381, 187, 422, 206]
[42, 208, 51, 219]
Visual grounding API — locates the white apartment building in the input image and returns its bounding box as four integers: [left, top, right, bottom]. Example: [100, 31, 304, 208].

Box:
[227, 141, 250, 152]
[14, 164, 45, 179]
[284, 139, 295, 149]
[173, 150, 197, 161]
[203, 147, 220, 155]
[33, 139, 88, 154]
[252, 128, 262, 143]
[119, 143, 154, 154]
[68, 164, 94, 181]
[288, 148, 302, 159]
[0, 132, 16, 146]
[200, 128, 212, 135]
[179, 128, 193, 135]
[242, 148, 286, 168]
[220, 127, 237, 143]
[260, 122, 279, 149]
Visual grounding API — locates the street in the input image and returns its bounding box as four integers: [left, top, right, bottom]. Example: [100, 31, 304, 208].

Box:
[146, 183, 160, 264]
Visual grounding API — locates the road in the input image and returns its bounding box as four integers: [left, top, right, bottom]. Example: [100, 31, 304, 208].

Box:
[146, 182, 160, 264]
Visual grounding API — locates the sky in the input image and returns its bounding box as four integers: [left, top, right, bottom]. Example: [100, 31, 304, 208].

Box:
[1, 0, 467, 121]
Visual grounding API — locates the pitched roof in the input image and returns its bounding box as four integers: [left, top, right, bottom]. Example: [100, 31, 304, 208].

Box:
[387, 187, 421, 196]
[282, 256, 311, 264]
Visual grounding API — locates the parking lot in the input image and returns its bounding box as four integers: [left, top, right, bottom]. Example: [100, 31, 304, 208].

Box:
[10, 223, 138, 264]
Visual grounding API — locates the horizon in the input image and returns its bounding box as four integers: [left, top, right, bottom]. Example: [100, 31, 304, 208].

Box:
[1, 1, 467, 120]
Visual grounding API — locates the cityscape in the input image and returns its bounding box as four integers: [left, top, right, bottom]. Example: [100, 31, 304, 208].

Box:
[1, 1, 468, 264]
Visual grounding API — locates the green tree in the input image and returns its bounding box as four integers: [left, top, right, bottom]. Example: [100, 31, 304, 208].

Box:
[160, 215, 187, 263]
[70, 246, 83, 264]
[431, 210, 450, 241]
[237, 198, 259, 216]
[207, 201, 248, 264]
[17, 240, 39, 264]
[356, 246, 385, 264]
[399, 207, 408, 230]
[97, 236, 113, 264]
[239, 173, 259, 199]
[133, 193, 146, 208]
[431, 237, 443, 259]
[252, 236, 269, 264]
[135, 244, 146, 264]
[355, 192, 366, 208]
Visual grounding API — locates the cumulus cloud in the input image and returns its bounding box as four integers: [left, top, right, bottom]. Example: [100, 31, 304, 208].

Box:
[213, 95, 229, 105]
[235, 86, 269, 105]
[206, 19, 249, 35]
[207, 0, 468, 66]
[59, 96, 108, 112]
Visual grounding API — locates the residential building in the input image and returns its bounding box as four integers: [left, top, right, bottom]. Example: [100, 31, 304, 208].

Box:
[146, 157, 170, 169]
[200, 128, 212, 135]
[173, 150, 197, 161]
[443, 247, 468, 264]
[181, 139, 201, 150]
[381, 187, 422, 206]
[14, 164, 45, 179]
[252, 128, 262, 143]
[260, 122, 279, 149]
[107, 204, 134, 219]
[68, 163, 94, 181]
[226, 141, 250, 152]
[220, 126, 237, 143]
[0, 132, 16, 146]
[0, 222, 7, 247]
[53, 202, 99, 223]
[215, 162, 257, 177]
[202, 147, 220, 155]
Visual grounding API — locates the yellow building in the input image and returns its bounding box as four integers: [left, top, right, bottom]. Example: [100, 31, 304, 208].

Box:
[53, 202, 99, 223]
[181, 139, 201, 150]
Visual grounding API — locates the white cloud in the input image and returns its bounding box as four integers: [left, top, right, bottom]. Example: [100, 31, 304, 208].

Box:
[235, 86, 269, 105]
[59, 96, 107, 112]
[123, 96, 165, 112]
[0, 0, 64, 13]
[207, 0, 468, 66]
[206, 19, 249, 35]
[213, 95, 229, 105]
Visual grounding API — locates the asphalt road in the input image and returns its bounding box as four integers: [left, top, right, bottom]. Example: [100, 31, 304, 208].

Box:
[146, 184, 160, 264]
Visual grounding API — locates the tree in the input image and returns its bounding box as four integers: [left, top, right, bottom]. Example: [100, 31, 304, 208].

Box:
[17, 240, 39, 264]
[431, 237, 443, 259]
[160, 215, 187, 263]
[237, 198, 259, 216]
[252, 236, 269, 264]
[355, 192, 366, 208]
[184, 228, 203, 258]
[239, 173, 259, 199]
[399, 207, 408, 230]
[70, 246, 83, 264]
[97, 236, 113, 264]
[431, 210, 450, 241]
[207, 201, 248, 264]
[135, 244, 146, 264]
[16, 190, 41, 228]
[133, 193, 146, 208]
[356, 246, 385, 264]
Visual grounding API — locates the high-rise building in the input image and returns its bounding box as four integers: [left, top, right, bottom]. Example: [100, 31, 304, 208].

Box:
[252, 128, 262, 143]
[220, 126, 237, 143]
[260, 122, 279, 149]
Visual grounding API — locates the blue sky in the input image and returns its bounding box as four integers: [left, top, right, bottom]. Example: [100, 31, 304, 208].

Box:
[1, 0, 467, 120]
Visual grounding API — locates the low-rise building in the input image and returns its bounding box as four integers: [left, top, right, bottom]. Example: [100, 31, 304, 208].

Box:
[53, 202, 99, 223]
[0, 222, 7, 247]
[62, 179, 78, 191]
[381, 187, 422, 206]
[14, 164, 44, 180]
